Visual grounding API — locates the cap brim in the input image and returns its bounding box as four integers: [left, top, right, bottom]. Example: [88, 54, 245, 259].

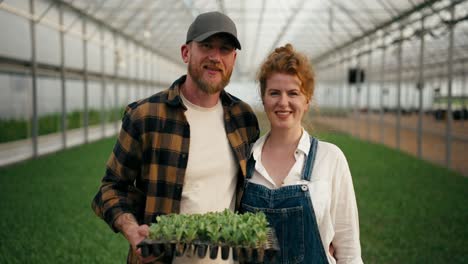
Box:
[192, 31, 242, 50]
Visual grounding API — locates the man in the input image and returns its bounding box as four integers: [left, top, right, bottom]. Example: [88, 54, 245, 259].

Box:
[91, 11, 259, 264]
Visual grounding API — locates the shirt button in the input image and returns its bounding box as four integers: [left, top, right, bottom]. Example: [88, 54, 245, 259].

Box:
[301, 185, 308, 191]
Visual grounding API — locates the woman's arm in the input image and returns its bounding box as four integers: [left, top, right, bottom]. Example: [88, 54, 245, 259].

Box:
[331, 149, 363, 264]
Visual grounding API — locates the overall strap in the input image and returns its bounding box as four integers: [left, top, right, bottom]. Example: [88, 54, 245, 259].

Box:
[301, 136, 318, 181]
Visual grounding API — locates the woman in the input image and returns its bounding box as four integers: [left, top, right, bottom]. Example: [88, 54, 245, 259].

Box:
[240, 44, 363, 263]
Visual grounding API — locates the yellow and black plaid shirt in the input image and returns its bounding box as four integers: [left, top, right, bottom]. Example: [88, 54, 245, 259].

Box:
[91, 75, 259, 263]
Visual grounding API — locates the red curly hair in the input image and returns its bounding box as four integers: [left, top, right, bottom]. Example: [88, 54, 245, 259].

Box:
[257, 43, 315, 101]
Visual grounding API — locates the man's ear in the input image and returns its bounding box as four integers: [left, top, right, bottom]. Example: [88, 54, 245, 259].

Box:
[181, 44, 190, 63]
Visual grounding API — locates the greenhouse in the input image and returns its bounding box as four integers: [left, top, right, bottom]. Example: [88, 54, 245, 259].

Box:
[0, 0, 467, 263]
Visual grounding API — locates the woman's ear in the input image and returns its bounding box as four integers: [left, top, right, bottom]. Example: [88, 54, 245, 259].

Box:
[305, 98, 311, 111]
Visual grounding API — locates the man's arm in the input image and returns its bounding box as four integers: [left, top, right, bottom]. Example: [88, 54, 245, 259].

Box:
[91, 105, 143, 231]
[92, 106, 160, 263]
[114, 213, 140, 240]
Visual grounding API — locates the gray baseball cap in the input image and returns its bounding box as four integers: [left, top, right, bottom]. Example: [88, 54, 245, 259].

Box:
[186, 11, 241, 50]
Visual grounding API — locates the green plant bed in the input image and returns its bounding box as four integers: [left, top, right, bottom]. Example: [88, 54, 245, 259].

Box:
[1, 133, 467, 263]
[0, 107, 125, 143]
[0, 138, 127, 264]
[0, 119, 29, 143]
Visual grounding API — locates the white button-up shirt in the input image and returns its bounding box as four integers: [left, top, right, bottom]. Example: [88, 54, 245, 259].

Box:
[249, 129, 363, 264]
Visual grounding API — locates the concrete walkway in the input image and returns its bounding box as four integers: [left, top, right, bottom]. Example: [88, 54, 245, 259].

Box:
[0, 122, 120, 167]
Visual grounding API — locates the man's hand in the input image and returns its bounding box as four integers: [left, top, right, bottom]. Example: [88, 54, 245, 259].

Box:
[115, 213, 159, 263]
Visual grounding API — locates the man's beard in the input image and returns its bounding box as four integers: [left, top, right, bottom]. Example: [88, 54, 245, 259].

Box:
[188, 59, 232, 95]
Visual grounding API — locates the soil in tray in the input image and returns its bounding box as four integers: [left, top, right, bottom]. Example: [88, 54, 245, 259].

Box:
[138, 228, 280, 261]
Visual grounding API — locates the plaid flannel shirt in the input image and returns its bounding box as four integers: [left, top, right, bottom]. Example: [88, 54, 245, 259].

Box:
[91, 75, 259, 264]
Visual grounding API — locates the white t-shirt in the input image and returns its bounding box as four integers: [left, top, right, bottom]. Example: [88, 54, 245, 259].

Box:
[172, 94, 237, 264]
[249, 129, 363, 264]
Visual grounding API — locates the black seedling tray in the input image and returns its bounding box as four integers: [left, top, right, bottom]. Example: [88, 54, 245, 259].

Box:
[137, 228, 280, 263]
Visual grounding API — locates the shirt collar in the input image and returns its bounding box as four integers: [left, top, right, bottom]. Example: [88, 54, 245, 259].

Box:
[251, 132, 268, 162]
[251, 128, 310, 161]
[297, 128, 311, 156]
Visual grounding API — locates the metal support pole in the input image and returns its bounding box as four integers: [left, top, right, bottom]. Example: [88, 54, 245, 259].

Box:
[83, 17, 89, 143]
[126, 41, 131, 104]
[100, 26, 106, 137]
[343, 59, 346, 110]
[366, 39, 373, 141]
[417, 17, 426, 159]
[335, 55, 340, 111]
[151, 53, 155, 93]
[137, 47, 141, 100]
[140, 49, 143, 99]
[405, 80, 410, 112]
[380, 44, 386, 144]
[59, 3, 67, 149]
[29, 0, 38, 157]
[446, 4, 455, 168]
[462, 64, 467, 125]
[340, 54, 345, 111]
[347, 53, 352, 112]
[355, 51, 362, 139]
[342, 56, 347, 111]
[144, 49, 148, 99]
[396, 25, 404, 150]
[156, 53, 160, 90]
[113, 32, 119, 133]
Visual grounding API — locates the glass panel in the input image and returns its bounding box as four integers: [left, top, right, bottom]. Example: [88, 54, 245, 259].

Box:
[103, 80, 117, 137]
[118, 83, 129, 110]
[0, 5, 31, 60]
[87, 80, 103, 142]
[129, 83, 138, 103]
[5, 0, 29, 10]
[66, 78, 84, 147]
[64, 33, 84, 69]
[104, 31, 114, 76]
[129, 44, 137, 79]
[0, 72, 33, 167]
[86, 21, 101, 73]
[37, 76, 62, 155]
[64, 10, 83, 69]
[36, 23, 60, 66]
[36, 2, 60, 66]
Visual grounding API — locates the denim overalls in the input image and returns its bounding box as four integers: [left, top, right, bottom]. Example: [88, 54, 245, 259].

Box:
[240, 137, 328, 264]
